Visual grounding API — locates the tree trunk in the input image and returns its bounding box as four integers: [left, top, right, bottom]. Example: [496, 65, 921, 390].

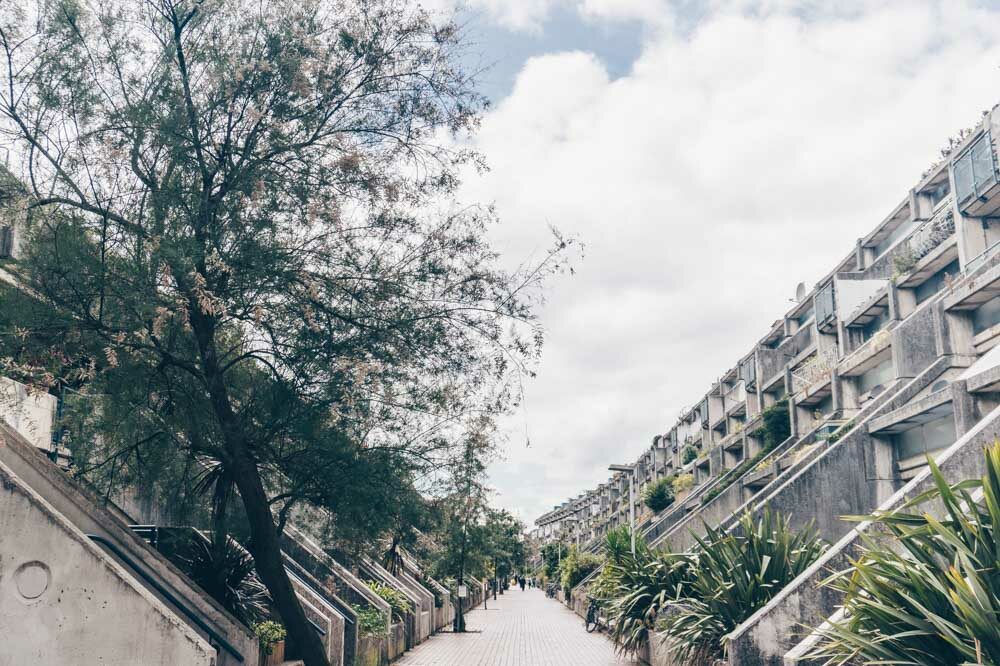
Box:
[192, 315, 330, 666]
[227, 447, 329, 666]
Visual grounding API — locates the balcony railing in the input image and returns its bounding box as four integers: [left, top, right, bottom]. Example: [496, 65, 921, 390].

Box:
[739, 357, 756, 389]
[815, 282, 836, 329]
[955, 131, 999, 211]
[907, 204, 955, 263]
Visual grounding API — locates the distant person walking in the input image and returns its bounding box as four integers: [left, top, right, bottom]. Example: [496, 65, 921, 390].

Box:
[520, 576, 526, 591]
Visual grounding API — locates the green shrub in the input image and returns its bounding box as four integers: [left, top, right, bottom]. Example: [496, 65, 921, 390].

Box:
[806, 442, 1000, 665]
[760, 399, 791, 449]
[672, 473, 694, 495]
[253, 620, 286, 655]
[351, 604, 388, 637]
[601, 530, 694, 655]
[366, 580, 411, 622]
[681, 446, 698, 465]
[641, 476, 675, 513]
[658, 508, 826, 663]
[558, 546, 602, 598]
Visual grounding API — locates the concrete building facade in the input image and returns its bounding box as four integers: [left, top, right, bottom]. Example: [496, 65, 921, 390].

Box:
[537, 103, 1000, 664]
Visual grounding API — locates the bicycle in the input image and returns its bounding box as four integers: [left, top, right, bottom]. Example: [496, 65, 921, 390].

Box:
[585, 596, 604, 633]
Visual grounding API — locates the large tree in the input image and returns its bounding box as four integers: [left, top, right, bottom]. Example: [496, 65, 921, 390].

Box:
[0, 2, 567, 664]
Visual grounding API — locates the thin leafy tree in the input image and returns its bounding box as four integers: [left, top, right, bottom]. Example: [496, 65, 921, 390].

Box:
[0, 2, 569, 663]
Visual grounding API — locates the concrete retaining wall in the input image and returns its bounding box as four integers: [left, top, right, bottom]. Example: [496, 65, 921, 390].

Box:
[726, 402, 1000, 666]
[0, 460, 216, 666]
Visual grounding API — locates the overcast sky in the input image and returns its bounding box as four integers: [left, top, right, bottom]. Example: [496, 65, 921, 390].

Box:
[427, 0, 1000, 526]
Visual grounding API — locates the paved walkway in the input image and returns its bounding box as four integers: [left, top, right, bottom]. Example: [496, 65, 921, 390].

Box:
[395, 588, 640, 666]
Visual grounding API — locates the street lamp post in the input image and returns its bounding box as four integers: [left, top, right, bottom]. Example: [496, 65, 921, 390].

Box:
[609, 463, 636, 555]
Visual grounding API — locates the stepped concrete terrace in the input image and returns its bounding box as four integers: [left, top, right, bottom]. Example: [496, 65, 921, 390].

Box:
[539, 101, 1000, 666]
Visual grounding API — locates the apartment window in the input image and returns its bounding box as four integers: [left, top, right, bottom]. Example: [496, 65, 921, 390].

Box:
[926, 182, 950, 209]
[858, 357, 893, 394]
[860, 309, 890, 342]
[974, 295, 1000, 335]
[796, 306, 815, 326]
[873, 219, 919, 257]
[914, 258, 960, 304]
[895, 414, 956, 463]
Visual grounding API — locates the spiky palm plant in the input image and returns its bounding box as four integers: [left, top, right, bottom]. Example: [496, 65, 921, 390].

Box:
[600, 527, 695, 655]
[181, 535, 271, 626]
[659, 508, 826, 663]
[806, 442, 1000, 665]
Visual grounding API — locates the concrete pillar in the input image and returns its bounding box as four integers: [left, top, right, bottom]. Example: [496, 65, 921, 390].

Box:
[951, 380, 978, 437]
[831, 369, 842, 416]
[887, 282, 901, 321]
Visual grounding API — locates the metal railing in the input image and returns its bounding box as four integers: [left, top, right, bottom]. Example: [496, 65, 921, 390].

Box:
[955, 131, 998, 208]
[907, 205, 955, 262]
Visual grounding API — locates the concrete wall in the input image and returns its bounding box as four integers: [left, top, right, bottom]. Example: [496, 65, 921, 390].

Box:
[0, 377, 56, 452]
[725, 402, 1000, 666]
[356, 634, 382, 666]
[0, 460, 216, 666]
[0, 423, 257, 666]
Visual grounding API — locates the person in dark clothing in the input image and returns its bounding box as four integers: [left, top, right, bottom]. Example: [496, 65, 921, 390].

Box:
[519, 576, 526, 591]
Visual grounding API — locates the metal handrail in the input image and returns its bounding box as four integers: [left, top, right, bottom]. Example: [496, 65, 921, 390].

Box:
[86, 534, 245, 663]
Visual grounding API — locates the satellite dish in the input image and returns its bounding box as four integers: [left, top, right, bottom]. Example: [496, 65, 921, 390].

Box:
[795, 282, 807, 303]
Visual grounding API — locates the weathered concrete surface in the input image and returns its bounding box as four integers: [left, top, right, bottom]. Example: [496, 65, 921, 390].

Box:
[0, 460, 216, 666]
[0, 423, 257, 665]
[286, 557, 354, 666]
[0, 425, 257, 663]
[0, 378, 56, 452]
[726, 402, 1000, 666]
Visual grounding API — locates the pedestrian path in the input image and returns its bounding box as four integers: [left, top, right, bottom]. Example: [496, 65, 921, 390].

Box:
[395, 588, 640, 666]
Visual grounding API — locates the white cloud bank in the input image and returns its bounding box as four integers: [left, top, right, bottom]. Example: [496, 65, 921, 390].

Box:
[454, 1, 1000, 524]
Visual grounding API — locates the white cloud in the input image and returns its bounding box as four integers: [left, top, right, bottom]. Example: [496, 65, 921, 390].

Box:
[419, 0, 672, 32]
[418, 0, 560, 32]
[458, 1, 1000, 524]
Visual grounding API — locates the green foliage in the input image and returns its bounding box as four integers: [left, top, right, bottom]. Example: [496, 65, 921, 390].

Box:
[415, 572, 444, 609]
[672, 473, 695, 495]
[700, 418, 790, 506]
[641, 476, 675, 513]
[599, 529, 695, 655]
[541, 542, 566, 581]
[681, 446, 698, 465]
[351, 604, 388, 637]
[558, 546, 602, 598]
[806, 442, 1000, 665]
[892, 245, 918, 281]
[253, 621, 286, 655]
[760, 399, 791, 449]
[824, 419, 854, 445]
[659, 508, 826, 663]
[174, 534, 270, 626]
[0, 1, 571, 658]
[366, 581, 411, 623]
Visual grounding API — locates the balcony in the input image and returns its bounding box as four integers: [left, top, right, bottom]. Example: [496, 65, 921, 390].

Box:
[955, 131, 1000, 216]
[739, 356, 757, 391]
[815, 282, 836, 334]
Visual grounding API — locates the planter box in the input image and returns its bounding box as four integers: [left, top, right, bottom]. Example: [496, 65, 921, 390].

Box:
[261, 640, 285, 666]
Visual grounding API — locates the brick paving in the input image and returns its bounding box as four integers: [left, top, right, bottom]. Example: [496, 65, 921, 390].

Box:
[395, 588, 640, 666]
